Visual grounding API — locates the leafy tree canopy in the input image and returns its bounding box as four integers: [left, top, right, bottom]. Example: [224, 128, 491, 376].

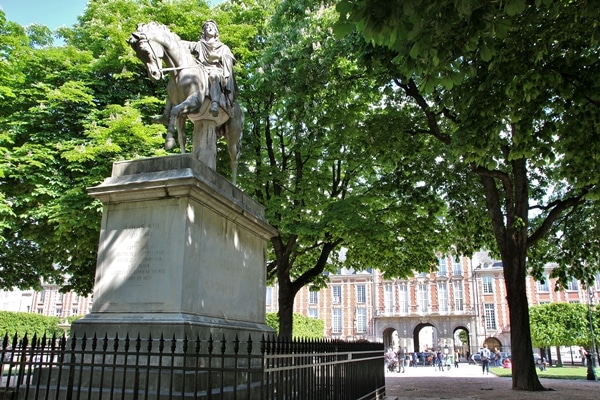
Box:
[335, 0, 600, 391]
[529, 302, 596, 348]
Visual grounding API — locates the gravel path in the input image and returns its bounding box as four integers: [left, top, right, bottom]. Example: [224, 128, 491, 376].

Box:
[385, 363, 599, 399]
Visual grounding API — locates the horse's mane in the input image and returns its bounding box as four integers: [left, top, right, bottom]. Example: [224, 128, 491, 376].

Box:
[136, 21, 182, 42]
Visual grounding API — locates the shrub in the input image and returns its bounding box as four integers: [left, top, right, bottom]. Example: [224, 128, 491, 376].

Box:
[0, 311, 64, 339]
[265, 312, 324, 339]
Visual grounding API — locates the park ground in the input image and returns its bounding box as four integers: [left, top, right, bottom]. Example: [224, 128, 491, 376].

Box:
[385, 362, 599, 399]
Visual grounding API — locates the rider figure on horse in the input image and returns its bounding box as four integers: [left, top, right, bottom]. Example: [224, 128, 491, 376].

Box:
[184, 20, 238, 117]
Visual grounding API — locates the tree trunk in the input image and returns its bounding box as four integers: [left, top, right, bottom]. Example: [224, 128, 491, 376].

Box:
[277, 280, 295, 339]
[276, 263, 299, 339]
[478, 154, 546, 391]
[501, 247, 545, 390]
[556, 345, 563, 367]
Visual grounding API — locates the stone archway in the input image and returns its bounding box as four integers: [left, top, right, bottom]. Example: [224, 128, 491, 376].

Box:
[453, 326, 470, 359]
[413, 322, 438, 352]
[382, 327, 399, 351]
[484, 337, 503, 351]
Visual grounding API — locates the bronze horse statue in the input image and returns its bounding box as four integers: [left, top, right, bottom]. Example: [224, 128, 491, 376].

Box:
[127, 22, 243, 185]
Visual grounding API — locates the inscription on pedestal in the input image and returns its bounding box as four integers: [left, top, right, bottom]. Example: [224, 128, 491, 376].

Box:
[93, 202, 183, 313]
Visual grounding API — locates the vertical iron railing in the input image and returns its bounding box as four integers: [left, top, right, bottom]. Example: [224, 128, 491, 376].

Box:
[1, 332, 385, 400]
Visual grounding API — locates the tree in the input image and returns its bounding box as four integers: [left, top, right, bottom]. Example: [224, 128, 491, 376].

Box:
[0, 1, 231, 293]
[336, 0, 600, 391]
[236, 0, 449, 338]
[529, 302, 590, 366]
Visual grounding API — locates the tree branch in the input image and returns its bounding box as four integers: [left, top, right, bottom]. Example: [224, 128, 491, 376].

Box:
[527, 190, 588, 247]
[394, 78, 452, 145]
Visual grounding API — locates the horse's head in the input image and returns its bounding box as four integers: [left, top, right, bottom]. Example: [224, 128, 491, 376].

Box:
[128, 30, 165, 81]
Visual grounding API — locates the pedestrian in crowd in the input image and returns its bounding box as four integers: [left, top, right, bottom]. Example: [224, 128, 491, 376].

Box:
[437, 351, 445, 371]
[580, 346, 588, 367]
[397, 347, 406, 373]
[419, 352, 426, 367]
[384, 348, 397, 372]
[494, 348, 502, 367]
[454, 350, 460, 368]
[539, 356, 548, 371]
[412, 352, 418, 367]
[480, 344, 491, 375]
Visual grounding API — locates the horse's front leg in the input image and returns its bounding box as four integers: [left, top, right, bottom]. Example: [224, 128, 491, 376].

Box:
[168, 94, 203, 153]
[176, 116, 186, 153]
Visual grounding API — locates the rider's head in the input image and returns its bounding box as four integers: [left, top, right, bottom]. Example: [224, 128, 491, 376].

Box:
[201, 20, 219, 41]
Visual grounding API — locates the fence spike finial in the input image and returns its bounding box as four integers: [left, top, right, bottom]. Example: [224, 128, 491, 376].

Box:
[220, 333, 227, 354]
[233, 334, 240, 355]
[247, 334, 253, 355]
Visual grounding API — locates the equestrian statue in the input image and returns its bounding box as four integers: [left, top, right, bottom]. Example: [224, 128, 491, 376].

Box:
[128, 21, 243, 185]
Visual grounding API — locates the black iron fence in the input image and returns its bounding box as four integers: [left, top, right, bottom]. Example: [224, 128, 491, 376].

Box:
[1, 332, 385, 400]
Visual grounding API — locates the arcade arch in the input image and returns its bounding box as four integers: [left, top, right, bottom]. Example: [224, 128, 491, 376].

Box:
[484, 336, 504, 352]
[382, 327, 399, 351]
[413, 322, 440, 352]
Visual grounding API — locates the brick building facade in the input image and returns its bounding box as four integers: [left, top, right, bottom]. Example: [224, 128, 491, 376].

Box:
[268, 251, 600, 358]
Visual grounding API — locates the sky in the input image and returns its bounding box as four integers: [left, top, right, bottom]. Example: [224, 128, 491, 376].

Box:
[0, 0, 89, 30]
[0, 1, 222, 30]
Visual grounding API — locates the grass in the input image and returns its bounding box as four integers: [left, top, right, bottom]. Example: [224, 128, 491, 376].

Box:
[491, 365, 594, 380]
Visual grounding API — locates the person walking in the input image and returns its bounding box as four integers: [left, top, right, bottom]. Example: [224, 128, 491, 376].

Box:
[397, 347, 406, 373]
[454, 350, 460, 368]
[480, 344, 491, 375]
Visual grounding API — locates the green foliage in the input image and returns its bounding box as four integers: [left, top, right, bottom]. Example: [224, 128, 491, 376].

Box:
[265, 312, 324, 339]
[337, 0, 600, 389]
[529, 303, 594, 348]
[0, 311, 64, 339]
[0, 1, 217, 293]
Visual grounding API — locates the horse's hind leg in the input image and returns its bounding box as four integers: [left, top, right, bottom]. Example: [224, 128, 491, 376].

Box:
[222, 102, 244, 185]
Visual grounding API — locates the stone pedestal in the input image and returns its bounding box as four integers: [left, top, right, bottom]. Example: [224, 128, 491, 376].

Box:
[72, 154, 277, 341]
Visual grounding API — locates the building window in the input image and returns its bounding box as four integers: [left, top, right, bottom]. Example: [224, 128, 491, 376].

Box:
[482, 276, 494, 294]
[595, 273, 600, 291]
[37, 308, 44, 314]
[39, 291, 46, 303]
[309, 290, 318, 304]
[484, 304, 497, 330]
[566, 278, 579, 291]
[332, 308, 342, 334]
[399, 283, 409, 314]
[56, 292, 63, 303]
[308, 308, 318, 319]
[438, 282, 448, 312]
[55, 308, 63, 317]
[72, 308, 79, 315]
[265, 287, 273, 306]
[332, 285, 342, 304]
[536, 274, 549, 292]
[384, 284, 394, 314]
[453, 281, 464, 312]
[453, 258, 462, 276]
[438, 257, 447, 276]
[356, 307, 367, 333]
[418, 284, 428, 313]
[356, 285, 366, 304]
